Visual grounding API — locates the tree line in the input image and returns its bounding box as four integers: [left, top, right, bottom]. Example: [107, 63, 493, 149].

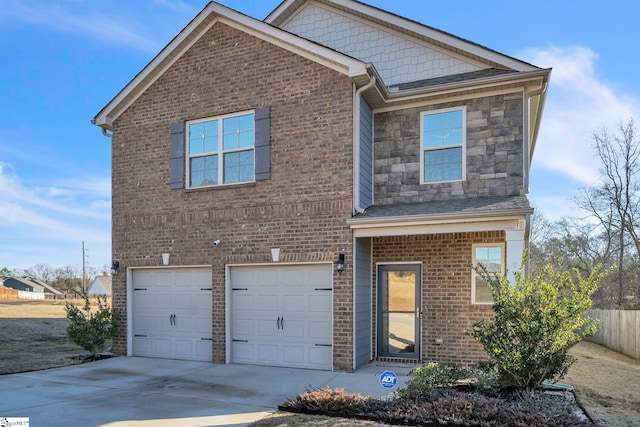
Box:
[530, 119, 640, 309]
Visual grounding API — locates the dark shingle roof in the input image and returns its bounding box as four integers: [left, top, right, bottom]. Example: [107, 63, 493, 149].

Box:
[352, 195, 531, 221]
[389, 68, 517, 92]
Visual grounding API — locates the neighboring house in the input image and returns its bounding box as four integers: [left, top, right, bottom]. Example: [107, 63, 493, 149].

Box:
[2, 277, 45, 293]
[92, 0, 550, 371]
[87, 276, 113, 296]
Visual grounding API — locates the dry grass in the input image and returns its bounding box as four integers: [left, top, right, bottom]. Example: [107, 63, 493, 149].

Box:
[0, 299, 97, 374]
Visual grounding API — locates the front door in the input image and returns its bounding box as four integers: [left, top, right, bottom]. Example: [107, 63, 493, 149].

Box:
[377, 264, 421, 359]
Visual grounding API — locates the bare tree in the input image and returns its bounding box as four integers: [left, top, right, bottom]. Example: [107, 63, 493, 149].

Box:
[575, 119, 640, 307]
[23, 263, 55, 282]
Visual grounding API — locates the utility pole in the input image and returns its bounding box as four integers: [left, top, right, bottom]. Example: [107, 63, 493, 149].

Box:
[82, 241, 87, 293]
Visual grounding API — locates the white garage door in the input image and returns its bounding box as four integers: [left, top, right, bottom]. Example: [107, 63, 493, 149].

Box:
[230, 264, 333, 370]
[131, 268, 212, 361]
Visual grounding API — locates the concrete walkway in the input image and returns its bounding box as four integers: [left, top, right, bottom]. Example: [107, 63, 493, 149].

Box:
[0, 357, 412, 426]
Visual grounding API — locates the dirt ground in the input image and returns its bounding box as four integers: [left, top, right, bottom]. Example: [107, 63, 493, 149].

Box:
[564, 341, 640, 427]
[1, 300, 639, 426]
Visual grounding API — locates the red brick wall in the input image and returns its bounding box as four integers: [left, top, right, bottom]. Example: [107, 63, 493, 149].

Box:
[110, 22, 355, 370]
[372, 232, 503, 365]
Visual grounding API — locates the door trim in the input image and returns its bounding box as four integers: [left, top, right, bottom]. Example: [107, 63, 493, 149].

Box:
[376, 262, 422, 359]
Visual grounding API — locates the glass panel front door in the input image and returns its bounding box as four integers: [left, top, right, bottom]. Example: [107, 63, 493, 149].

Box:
[377, 264, 421, 359]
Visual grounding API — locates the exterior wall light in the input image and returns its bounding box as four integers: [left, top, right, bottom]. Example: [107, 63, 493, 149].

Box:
[336, 253, 345, 273]
[111, 261, 120, 275]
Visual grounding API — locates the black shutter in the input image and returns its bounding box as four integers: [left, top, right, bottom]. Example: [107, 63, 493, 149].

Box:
[254, 107, 270, 181]
[170, 122, 185, 189]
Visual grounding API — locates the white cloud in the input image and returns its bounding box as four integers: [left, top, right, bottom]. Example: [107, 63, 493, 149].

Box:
[0, 162, 110, 268]
[519, 45, 640, 187]
[0, 0, 161, 53]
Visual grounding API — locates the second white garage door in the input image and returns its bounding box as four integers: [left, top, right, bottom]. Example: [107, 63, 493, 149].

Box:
[131, 268, 212, 361]
[230, 264, 333, 370]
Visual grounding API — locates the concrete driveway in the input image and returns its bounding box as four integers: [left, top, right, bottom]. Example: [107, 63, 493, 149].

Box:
[0, 357, 411, 426]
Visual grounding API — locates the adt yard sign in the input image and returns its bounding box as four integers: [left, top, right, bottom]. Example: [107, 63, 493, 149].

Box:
[379, 370, 398, 389]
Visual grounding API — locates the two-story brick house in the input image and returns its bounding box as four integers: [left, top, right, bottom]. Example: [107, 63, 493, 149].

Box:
[93, 0, 550, 371]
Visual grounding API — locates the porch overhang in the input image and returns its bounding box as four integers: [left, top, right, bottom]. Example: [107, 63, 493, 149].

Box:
[347, 196, 533, 238]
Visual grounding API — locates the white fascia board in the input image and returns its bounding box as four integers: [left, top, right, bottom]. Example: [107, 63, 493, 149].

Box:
[94, 1, 367, 130]
[348, 209, 531, 237]
[350, 215, 528, 238]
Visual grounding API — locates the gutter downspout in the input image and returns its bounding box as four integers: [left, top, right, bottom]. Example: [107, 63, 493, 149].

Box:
[91, 119, 114, 138]
[522, 81, 547, 278]
[523, 81, 548, 193]
[353, 74, 376, 214]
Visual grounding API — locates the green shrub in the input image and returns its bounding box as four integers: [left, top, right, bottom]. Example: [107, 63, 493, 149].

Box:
[65, 294, 118, 355]
[467, 255, 609, 392]
[396, 362, 471, 401]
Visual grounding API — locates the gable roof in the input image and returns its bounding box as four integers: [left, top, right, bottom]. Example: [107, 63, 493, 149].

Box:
[2, 277, 45, 292]
[28, 278, 65, 295]
[93, 0, 549, 157]
[266, 0, 540, 73]
[93, 1, 369, 131]
[87, 276, 113, 296]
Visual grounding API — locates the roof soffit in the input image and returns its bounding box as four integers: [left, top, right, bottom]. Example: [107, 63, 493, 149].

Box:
[265, 0, 541, 73]
[93, 1, 368, 129]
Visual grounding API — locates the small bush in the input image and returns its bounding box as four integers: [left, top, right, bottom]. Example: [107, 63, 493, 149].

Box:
[467, 255, 609, 392]
[396, 362, 471, 401]
[65, 294, 118, 355]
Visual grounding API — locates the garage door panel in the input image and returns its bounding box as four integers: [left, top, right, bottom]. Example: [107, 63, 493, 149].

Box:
[308, 266, 333, 286]
[308, 320, 332, 340]
[257, 319, 279, 336]
[134, 292, 153, 309]
[175, 294, 195, 311]
[231, 264, 333, 370]
[154, 294, 173, 309]
[282, 295, 304, 311]
[309, 346, 332, 367]
[195, 317, 212, 335]
[282, 346, 305, 364]
[154, 338, 173, 356]
[309, 294, 331, 313]
[233, 318, 253, 336]
[258, 295, 278, 311]
[132, 268, 212, 362]
[257, 344, 278, 362]
[233, 293, 254, 311]
[232, 342, 253, 363]
[282, 320, 304, 338]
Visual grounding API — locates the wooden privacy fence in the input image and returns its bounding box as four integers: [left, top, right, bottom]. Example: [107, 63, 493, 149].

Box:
[586, 309, 640, 360]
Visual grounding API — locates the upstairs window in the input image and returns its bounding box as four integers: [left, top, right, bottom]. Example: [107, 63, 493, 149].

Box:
[420, 107, 465, 183]
[472, 244, 504, 304]
[187, 111, 255, 188]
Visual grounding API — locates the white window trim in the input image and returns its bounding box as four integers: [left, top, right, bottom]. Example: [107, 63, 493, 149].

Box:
[419, 106, 466, 184]
[471, 242, 505, 305]
[185, 110, 256, 189]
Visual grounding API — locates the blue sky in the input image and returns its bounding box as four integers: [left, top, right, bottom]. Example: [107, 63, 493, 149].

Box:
[1, 0, 639, 270]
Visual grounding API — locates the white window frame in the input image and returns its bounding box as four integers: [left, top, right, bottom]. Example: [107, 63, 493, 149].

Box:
[471, 243, 505, 305]
[420, 106, 466, 184]
[186, 110, 256, 189]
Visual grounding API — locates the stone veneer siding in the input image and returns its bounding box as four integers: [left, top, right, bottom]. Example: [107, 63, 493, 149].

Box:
[110, 23, 356, 370]
[374, 93, 524, 205]
[372, 232, 503, 365]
